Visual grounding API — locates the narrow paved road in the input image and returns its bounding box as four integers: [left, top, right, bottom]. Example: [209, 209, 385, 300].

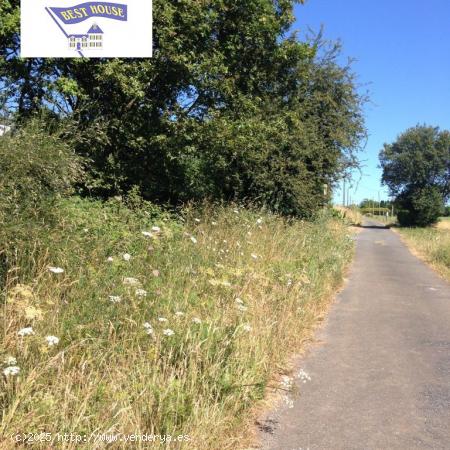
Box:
[259, 220, 450, 450]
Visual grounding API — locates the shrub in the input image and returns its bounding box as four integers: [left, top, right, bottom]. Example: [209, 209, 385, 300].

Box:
[396, 186, 444, 227]
[0, 119, 84, 287]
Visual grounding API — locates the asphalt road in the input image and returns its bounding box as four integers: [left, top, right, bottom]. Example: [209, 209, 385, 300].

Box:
[259, 220, 450, 450]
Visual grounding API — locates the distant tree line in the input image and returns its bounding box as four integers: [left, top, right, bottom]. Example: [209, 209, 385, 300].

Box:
[1, 0, 367, 217]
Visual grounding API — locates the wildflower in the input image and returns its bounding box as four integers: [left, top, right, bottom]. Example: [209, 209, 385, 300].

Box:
[163, 329, 175, 336]
[18, 327, 34, 337]
[45, 336, 59, 347]
[158, 317, 168, 322]
[211, 221, 217, 226]
[106, 256, 114, 262]
[281, 375, 292, 389]
[242, 324, 252, 332]
[190, 236, 197, 244]
[123, 277, 140, 286]
[151, 226, 161, 233]
[251, 253, 258, 260]
[123, 253, 131, 261]
[175, 311, 185, 317]
[3, 366, 20, 377]
[48, 266, 64, 274]
[135, 289, 147, 298]
[287, 279, 293, 287]
[194, 218, 201, 223]
[3, 356, 17, 366]
[233, 209, 239, 214]
[143, 322, 154, 335]
[283, 395, 294, 409]
[109, 295, 122, 303]
[192, 317, 202, 324]
[83, 228, 89, 232]
[296, 369, 311, 383]
[141, 231, 153, 238]
[256, 218, 263, 225]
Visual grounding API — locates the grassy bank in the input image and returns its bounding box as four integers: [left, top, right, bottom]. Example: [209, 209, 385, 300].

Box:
[1, 198, 353, 449]
[397, 222, 450, 281]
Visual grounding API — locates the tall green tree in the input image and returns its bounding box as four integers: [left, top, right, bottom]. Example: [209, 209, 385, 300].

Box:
[1, 0, 366, 217]
[380, 125, 450, 225]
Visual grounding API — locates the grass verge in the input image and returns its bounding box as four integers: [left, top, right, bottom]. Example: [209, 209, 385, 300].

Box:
[1, 198, 353, 449]
[396, 224, 450, 282]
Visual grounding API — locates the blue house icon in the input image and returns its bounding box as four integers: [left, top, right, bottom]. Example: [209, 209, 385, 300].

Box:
[68, 24, 104, 51]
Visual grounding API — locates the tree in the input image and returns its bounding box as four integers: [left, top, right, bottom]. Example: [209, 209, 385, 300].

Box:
[1, 0, 366, 217]
[380, 125, 450, 226]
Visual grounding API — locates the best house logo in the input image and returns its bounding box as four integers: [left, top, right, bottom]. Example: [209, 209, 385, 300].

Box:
[21, 0, 152, 58]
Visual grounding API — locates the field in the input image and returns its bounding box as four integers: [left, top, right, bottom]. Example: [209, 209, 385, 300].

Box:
[397, 218, 450, 282]
[0, 198, 353, 449]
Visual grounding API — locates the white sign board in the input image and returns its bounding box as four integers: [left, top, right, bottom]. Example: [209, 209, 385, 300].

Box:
[21, 0, 152, 58]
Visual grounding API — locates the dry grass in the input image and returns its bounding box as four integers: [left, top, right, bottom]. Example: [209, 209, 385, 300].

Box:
[333, 206, 363, 226]
[436, 217, 450, 230]
[396, 223, 450, 282]
[0, 199, 353, 449]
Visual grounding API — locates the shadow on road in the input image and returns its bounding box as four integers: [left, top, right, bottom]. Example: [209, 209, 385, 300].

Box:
[356, 224, 391, 229]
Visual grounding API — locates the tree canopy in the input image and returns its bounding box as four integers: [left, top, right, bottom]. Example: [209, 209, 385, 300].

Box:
[1, 0, 366, 217]
[380, 125, 450, 226]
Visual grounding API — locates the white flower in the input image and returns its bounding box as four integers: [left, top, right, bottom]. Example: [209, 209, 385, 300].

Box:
[237, 304, 248, 312]
[158, 317, 168, 322]
[45, 335, 59, 346]
[192, 317, 202, 324]
[281, 375, 292, 389]
[106, 256, 114, 262]
[151, 226, 161, 233]
[251, 253, 258, 260]
[163, 329, 175, 336]
[141, 231, 153, 238]
[233, 209, 239, 214]
[296, 369, 311, 383]
[235, 297, 244, 305]
[194, 218, 201, 223]
[3, 356, 17, 366]
[242, 324, 252, 332]
[109, 295, 122, 303]
[135, 289, 147, 298]
[122, 253, 131, 261]
[143, 322, 154, 334]
[3, 366, 20, 377]
[123, 277, 140, 286]
[48, 266, 64, 274]
[175, 311, 185, 317]
[18, 327, 34, 337]
[283, 395, 294, 409]
[190, 236, 197, 244]
[211, 221, 217, 226]
[83, 228, 89, 232]
[256, 218, 263, 224]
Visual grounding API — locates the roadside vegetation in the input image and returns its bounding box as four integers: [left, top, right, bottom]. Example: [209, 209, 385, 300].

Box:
[1, 0, 366, 446]
[0, 123, 354, 448]
[397, 219, 450, 282]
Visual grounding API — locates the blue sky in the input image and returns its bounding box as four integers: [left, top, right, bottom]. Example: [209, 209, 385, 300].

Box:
[293, 0, 450, 205]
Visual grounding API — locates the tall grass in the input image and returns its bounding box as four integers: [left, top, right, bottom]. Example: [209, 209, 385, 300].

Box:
[1, 198, 353, 449]
[397, 226, 450, 281]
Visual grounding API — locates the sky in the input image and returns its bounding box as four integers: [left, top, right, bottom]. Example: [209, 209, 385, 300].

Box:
[293, 0, 450, 205]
